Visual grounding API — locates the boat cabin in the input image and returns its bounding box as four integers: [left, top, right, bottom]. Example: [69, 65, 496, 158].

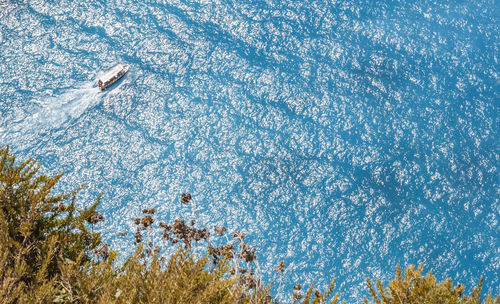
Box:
[98, 64, 129, 90]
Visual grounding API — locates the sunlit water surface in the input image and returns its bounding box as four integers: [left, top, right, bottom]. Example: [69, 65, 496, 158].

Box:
[0, 0, 498, 301]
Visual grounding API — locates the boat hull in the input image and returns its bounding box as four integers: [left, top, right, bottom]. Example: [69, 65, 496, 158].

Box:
[98, 64, 129, 90]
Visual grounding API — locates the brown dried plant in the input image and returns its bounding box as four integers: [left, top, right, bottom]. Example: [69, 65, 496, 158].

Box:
[0, 146, 497, 304]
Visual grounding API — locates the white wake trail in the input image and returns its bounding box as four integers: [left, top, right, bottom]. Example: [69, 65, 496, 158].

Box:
[0, 82, 102, 145]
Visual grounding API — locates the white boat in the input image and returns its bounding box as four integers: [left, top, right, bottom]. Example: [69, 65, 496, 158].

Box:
[97, 64, 129, 90]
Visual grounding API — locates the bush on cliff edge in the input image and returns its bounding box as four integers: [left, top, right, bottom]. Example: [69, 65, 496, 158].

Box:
[0, 146, 497, 304]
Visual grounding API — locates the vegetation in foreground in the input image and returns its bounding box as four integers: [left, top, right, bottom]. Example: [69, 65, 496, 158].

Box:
[0, 146, 498, 303]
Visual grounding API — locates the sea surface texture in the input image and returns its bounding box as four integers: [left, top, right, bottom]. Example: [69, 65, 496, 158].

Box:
[0, 0, 498, 301]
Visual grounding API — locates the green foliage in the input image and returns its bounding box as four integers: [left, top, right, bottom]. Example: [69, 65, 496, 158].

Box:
[0, 147, 272, 303]
[0, 146, 102, 303]
[291, 278, 343, 304]
[55, 246, 255, 304]
[0, 146, 498, 304]
[364, 265, 499, 304]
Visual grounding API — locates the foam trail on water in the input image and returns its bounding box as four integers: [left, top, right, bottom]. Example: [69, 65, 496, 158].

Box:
[0, 82, 101, 145]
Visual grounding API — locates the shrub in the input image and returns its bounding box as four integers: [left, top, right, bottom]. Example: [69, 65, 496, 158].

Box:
[0, 146, 497, 304]
[364, 265, 499, 304]
[0, 146, 102, 303]
[0, 146, 272, 303]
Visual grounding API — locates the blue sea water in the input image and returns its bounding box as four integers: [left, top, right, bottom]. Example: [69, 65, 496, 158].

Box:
[0, 0, 498, 301]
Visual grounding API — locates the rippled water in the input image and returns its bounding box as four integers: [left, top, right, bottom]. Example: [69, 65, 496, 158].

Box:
[0, 0, 498, 301]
